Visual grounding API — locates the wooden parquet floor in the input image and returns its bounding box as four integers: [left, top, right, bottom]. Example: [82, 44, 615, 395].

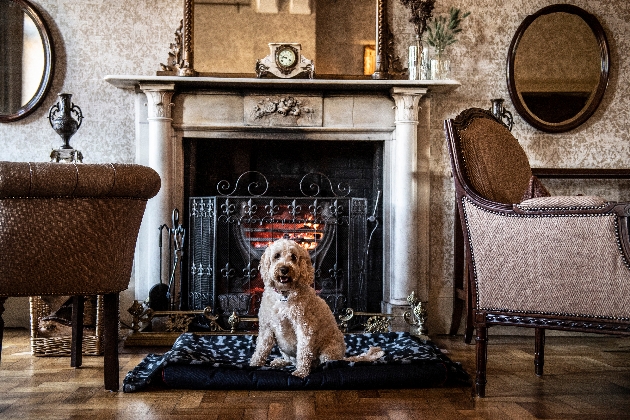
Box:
[0, 328, 629, 419]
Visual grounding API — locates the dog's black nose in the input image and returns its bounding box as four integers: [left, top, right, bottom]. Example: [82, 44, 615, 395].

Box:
[280, 266, 289, 275]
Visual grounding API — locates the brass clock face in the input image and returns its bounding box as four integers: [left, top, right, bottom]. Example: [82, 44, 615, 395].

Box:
[276, 45, 298, 71]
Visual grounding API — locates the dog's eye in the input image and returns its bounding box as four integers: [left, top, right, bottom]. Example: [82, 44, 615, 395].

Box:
[290, 253, 297, 261]
[273, 253, 280, 260]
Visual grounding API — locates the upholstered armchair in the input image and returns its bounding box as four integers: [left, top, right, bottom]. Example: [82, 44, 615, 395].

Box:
[0, 162, 160, 391]
[445, 108, 630, 397]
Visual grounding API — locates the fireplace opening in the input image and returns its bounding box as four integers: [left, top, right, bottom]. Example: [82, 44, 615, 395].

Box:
[182, 139, 383, 328]
[185, 139, 383, 199]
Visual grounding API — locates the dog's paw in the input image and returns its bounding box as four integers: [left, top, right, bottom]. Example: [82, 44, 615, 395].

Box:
[291, 368, 310, 378]
[270, 358, 291, 368]
[249, 357, 265, 367]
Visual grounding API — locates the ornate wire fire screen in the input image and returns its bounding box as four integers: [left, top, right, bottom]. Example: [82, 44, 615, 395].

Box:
[188, 172, 372, 328]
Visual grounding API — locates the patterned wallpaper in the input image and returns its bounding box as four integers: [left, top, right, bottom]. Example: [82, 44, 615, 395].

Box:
[1, 0, 629, 332]
[0, 0, 180, 163]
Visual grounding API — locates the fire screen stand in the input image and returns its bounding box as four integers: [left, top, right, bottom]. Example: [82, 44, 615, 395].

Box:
[188, 172, 373, 330]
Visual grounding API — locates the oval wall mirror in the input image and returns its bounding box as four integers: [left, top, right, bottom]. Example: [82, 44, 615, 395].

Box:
[506, 4, 609, 133]
[0, 0, 54, 123]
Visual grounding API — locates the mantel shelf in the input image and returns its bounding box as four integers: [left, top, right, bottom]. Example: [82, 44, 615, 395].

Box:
[104, 75, 460, 93]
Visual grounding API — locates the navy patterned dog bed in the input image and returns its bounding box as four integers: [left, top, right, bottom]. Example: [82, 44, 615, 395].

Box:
[123, 332, 469, 392]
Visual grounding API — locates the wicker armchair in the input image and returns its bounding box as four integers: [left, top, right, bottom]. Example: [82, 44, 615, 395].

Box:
[0, 162, 160, 391]
[445, 108, 630, 397]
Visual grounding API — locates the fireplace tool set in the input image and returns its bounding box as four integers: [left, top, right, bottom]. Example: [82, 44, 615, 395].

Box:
[148, 209, 185, 312]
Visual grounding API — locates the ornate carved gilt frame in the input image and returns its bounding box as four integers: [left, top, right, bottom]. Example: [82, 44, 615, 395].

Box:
[372, 0, 389, 79]
[159, 0, 390, 79]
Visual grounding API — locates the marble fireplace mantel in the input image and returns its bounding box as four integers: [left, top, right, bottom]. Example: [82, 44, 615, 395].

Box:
[105, 75, 460, 324]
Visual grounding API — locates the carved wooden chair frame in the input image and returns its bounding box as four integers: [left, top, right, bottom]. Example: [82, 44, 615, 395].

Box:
[444, 108, 630, 397]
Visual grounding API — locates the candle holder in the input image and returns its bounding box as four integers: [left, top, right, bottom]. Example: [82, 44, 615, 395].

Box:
[490, 98, 514, 131]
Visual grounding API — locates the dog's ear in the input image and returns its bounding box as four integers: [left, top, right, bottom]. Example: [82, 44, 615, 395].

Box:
[297, 246, 315, 286]
[259, 245, 272, 284]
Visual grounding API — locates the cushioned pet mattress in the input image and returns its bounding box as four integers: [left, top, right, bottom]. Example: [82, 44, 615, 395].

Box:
[123, 332, 469, 392]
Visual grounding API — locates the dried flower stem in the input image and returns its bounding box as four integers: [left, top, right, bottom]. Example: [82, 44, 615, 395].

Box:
[400, 0, 436, 37]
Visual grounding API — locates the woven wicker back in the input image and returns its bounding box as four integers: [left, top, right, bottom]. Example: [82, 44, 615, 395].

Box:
[0, 162, 160, 296]
[450, 109, 533, 204]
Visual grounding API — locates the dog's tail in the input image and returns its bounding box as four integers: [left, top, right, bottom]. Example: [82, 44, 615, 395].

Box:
[343, 346, 384, 363]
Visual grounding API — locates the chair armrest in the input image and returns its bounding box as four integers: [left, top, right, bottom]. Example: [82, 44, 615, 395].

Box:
[0, 162, 160, 200]
[516, 195, 608, 211]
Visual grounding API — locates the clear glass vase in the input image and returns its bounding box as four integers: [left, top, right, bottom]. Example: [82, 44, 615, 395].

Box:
[430, 52, 450, 80]
[408, 35, 430, 80]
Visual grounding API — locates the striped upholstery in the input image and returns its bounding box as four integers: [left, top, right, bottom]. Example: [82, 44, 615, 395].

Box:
[518, 195, 607, 211]
[464, 198, 630, 320]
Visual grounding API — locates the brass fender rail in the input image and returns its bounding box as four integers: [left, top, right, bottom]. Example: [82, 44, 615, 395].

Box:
[125, 292, 427, 347]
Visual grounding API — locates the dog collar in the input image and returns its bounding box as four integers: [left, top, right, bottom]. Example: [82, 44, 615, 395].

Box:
[274, 288, 290, 301]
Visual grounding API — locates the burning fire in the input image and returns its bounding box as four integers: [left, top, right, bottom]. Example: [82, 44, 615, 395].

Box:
[248, 230, 322, 250]
[245, 217, 324, 250]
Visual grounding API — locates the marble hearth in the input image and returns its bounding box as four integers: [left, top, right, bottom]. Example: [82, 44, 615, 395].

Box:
[106, 75, 459, 324]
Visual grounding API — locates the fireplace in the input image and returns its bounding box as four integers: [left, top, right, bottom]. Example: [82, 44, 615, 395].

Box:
[184, 138, 384, 325]
[105, 75, 460, 329]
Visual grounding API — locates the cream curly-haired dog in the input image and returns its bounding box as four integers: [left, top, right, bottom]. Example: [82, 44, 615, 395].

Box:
[250, 238, 383, 378]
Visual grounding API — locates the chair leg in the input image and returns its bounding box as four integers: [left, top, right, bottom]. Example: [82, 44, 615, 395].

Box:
[71, 295, 84, 368]
[450, 205, 465, 336]
[464, 268, 474, 344]
[103, 293, 120, 391]
[474, 322, 488, 397]
[0, 297, 6, 363]
[535, 327, 545, 376]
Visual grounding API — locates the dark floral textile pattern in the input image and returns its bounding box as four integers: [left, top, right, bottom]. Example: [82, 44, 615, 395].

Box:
[123, 332, 469, 392]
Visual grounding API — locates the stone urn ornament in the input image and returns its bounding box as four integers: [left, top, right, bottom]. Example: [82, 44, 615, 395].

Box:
[49, 93, 84, 163]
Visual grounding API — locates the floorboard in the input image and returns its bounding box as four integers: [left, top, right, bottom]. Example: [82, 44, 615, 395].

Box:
[0, 328, 628, 419]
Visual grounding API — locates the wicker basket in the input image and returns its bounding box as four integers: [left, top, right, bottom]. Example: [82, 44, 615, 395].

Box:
[30, 295, 103, 356]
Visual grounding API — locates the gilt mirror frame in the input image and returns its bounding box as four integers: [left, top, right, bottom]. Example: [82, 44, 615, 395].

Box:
[506, 4, 610, 133]
[0, 0, 55, 123]
[169, 0, 389, 79]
